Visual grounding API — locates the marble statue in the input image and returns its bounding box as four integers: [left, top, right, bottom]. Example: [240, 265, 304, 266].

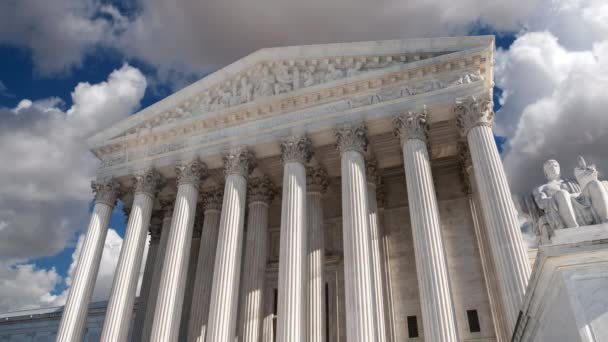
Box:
[533, 157, 608, 233]
[574, 156, 608, 224]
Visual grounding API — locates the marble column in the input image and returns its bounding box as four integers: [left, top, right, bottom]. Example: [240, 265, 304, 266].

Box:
[276, 135, 312, 342]
[459, 143, 510, 342]
[179, 214, 203, 340]
[186, 188, 223, 342]
[334, 124, 378, 342]
[56, 179, 119, 342]
[455, 95, 531, 332]
[239, 176, 276, 342]
[365, 159, 388, 342]
[376, 181, 397, 342]
[130, 211, 163, 342]
[151, 160, 207, 342]
[306, 165, 329, 342]
[206, 148, 255, 342]
[394, 110, 459, 342]
[140, 201, 173, 342]
[101, 169, 162, 342]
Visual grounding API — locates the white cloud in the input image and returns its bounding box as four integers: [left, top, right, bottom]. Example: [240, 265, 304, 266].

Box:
[496, 0, 608, 194]
[0, 64, 146, 260]
[0, 0, 125, 75]
[0, 228, 126, 313]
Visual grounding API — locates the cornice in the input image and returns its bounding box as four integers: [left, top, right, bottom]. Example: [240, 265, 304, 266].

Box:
[92, 51, 489, 160]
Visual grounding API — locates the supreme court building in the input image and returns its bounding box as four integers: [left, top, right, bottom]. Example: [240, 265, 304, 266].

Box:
[0, 36, 533, 342]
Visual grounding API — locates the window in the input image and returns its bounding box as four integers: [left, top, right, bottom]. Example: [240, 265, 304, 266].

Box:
[407, 315, 419, 338]
[467, 309, 481, 333]
[325, 282, 330, 341]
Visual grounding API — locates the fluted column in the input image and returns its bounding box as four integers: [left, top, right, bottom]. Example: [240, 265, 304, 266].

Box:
[394, 110, 458, 342]
[140, 201, 173, 342]
[131, 211, 163, 342]
[365, 159, 388, 342]
[206, 148, 256, 342]
[459, 143, 509, 342]
[276, 135, 312, 342]
[179, 214, 203, 341]
[239, 176, 276, 342]
[334, 124, 378, 342]
[101, 169, 163, 342]
[187, 189, 223, 342]
[56, 179, 119, 342]
[151, 160, 207, 342]
[455, 95, 531, 332]
[306, 166, 329, 342]
[376, 181, 397, 342]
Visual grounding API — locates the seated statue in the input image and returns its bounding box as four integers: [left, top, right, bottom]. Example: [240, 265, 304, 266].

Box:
[574, 156, 608, 224]
[533, 159, 582, 230]
[533, 157, 608, 235]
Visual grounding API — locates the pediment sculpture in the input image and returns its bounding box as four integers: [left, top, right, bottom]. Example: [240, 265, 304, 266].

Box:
[532, 156, 608, 239]
[124, 52, 456, 134]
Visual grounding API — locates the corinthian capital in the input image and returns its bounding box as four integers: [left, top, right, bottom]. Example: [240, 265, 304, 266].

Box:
[280, 135, 313, 164]
[306, 166, 329, 194]
[247, 176, 276, 205]
[91, 178, 120, 207]
[176, 159, 208, 186]
[224, 147, 256, 177]
[202, 188, 223, 212]
[134, 168, 164, 197]
[393, 108, 428, 143]
[455, 95, 494, 137]
[334, 123, 368, 154]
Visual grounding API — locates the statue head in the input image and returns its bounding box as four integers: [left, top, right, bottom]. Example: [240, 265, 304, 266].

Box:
[543, 159, 561, 181]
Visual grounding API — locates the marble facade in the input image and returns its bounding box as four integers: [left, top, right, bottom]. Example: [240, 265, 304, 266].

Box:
[1, 36, 533, 342]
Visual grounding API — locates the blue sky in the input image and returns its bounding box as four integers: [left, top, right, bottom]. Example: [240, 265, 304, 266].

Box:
[1, 0, 607, 312]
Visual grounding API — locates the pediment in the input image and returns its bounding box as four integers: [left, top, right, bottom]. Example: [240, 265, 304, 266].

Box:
[88, 36, 494, 165]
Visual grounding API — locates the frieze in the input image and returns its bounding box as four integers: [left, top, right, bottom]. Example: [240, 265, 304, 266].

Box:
[97, 66, 484, 168]
[126, 52, 453, 134]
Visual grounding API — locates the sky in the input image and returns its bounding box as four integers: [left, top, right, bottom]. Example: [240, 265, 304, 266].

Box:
[0, 0, 607, 313]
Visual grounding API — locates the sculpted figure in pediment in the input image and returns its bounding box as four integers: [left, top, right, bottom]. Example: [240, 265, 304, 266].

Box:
[274, 63, 293, 95]
[254, 66, 275, 98]
[325, 64, 345, 82]
[347, 61, 363, 77]
[301, 65, 318, 87]
[239, 77, 254, 103]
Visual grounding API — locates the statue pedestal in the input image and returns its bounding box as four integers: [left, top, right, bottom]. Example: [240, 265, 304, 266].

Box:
[513, 223, 608, 341]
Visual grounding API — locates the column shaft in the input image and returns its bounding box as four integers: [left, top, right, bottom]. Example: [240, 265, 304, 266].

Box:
[239, 201, 271, 342]
[468, 125, 530, 330]
[402, 138, 458, 342]
[56, 180, 117, 342]
[101, 191, 155, 342]
[131, 236, 159, 342]
[140, 208, 173, 342]
[341, 150, 378, 342]
[276, 161, 307, 342]
[187, 191, 222, 342]
[307, 191, 325, 342]
[206, 173, 248, 342]
[56, 201, 114, 342]
[150, 182, 200, 341]
[367, 182, 388, 342]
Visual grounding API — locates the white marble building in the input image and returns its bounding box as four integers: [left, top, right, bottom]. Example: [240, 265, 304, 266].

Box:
[0, 36, 533, 342]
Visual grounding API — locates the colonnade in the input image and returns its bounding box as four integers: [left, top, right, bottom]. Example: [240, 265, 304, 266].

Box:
[56, 95, 530, 342]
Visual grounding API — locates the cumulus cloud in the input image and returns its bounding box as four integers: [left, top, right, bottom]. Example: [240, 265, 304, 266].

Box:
[0, 0, 126, 75]
[0, 64, 146, 261]
[496, 0, 608, 194]
[114, 0, 539, 82]
[0, 229, 124, 313]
